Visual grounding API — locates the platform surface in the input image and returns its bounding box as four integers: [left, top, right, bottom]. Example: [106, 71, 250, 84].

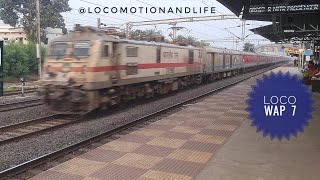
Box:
[30, 65, 320, 180]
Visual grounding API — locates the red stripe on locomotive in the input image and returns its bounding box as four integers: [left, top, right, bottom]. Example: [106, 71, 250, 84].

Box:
[47, 62, 203, 72]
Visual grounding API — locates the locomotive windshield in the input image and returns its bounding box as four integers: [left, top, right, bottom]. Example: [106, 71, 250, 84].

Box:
[49, 43, 67, 58]
[73, 42, 90, 58]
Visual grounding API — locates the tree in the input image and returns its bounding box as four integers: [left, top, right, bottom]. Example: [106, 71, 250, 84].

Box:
[3, 41, 46, 79]
[127, 29, 208, 47]
[186, 36, 196, 45]
[175, 35, 208, 47]
[129, 29, 164, 41]
[176, 35, 187, 45]
[243, 43, 256, 52]
[144, 29, 162, 37]
[194, 40, 210, 47]
[0, 0, 71, 43]
[3, 42, 30, 78]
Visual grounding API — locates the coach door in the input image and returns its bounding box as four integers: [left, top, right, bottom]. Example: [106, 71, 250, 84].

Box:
[112, 42, 120, 82]
[156, 46, 161, 63]
[230, 54, 233, 68]
[114, 42, 124, 82]
[223, 52, 226, 69]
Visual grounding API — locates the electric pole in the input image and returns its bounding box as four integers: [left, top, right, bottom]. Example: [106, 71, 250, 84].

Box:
[36, 0, 42, 80]
[241, 19, 246, 50]
[97, 18, 101, 29]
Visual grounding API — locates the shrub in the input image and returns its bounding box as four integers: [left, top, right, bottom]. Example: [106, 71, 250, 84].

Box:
[3, 41, 46, 79]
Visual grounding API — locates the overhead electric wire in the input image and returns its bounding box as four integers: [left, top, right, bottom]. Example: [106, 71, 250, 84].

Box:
[134, 0, 224, 39]
[135, 0, 226, 32]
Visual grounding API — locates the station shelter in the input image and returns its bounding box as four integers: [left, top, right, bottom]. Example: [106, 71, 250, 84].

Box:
[217, 0, 320, 69]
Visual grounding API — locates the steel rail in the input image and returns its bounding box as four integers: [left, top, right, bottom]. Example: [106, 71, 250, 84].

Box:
[3, 88, 37, 96]
[0, 114, 79, 146]
[0, 99, 43, 112]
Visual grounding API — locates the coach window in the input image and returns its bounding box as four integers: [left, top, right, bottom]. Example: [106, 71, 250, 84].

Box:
[188, 50, 194, 64]
[126, 46, 138, 57]
[102, 45, 109, 57]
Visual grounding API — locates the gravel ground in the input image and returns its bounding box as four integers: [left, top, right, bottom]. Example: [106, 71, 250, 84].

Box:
[0, 65, 282, 171]
[0, 105, 56, 127]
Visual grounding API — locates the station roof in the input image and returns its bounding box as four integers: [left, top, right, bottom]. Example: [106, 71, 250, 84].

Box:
[216, 0, 243, 16]
[218, 0, 320, 20]
[217, 0, 320, 43]
[250, 25, 318, 43]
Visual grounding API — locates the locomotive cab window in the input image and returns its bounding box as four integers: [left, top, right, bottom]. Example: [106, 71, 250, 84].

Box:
[49, 43, 67, 58]
[73, 42, 90, 58]
[126, 46, 138, 57]
[188, 50, 194, 64]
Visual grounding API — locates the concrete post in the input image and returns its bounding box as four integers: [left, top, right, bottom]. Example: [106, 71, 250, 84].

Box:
[0, 39, 3, 96]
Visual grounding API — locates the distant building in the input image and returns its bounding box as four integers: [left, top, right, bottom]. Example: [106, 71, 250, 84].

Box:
[45, 27, 63, 44]
[0, 24, 27, 44]
[0, 21, 64, 45]
[256, 43, 300, 55]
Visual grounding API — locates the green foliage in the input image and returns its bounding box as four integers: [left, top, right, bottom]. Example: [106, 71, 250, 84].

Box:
[175, 35, 208, 47]
[243, 43, 255, 52]
[129, 29, 164, 41]
[3, 42, 46, 78]
[0, 0, 71, 42]
[126, 29, 208, 47]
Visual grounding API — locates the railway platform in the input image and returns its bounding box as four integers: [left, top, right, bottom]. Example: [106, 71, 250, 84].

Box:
[30, 64, 320, 180]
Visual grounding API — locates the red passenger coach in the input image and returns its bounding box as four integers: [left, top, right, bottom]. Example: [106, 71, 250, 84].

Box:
[243, 53, 258, 67]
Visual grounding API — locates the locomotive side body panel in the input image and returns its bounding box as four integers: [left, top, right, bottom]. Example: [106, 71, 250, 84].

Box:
[115, 43, 204, 85]
[83, 40, 114, 90]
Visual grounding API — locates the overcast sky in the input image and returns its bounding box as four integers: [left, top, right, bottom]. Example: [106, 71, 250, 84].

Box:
[1, 0, 273, 49]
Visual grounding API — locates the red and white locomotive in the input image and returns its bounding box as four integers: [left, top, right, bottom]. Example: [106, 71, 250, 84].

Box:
[41, 25, 289, 113]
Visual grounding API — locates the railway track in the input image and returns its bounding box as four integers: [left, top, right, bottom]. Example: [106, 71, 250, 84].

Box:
[0, 114, 79, 146]
[3, 88, 37, 97]
[0, 98, 43, 113]
[0, 63, 286, 179]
